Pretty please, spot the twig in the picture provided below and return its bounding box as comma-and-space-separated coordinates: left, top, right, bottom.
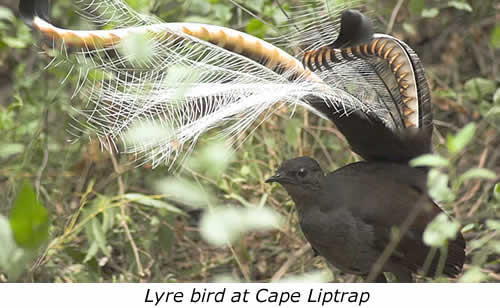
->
455, 148, 488, 213
228, 244, 251, 282
271, 244, 311, 282
35, 108, 49, 198
366, 194, 425, 282
386, 0, 405, 34
108, 150, 145, 278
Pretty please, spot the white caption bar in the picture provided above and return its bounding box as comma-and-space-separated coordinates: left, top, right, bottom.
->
0, 283, 495, 308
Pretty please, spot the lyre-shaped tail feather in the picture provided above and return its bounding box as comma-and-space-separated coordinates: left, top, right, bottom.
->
301, 10, 433, 162
20, 0, 432, 165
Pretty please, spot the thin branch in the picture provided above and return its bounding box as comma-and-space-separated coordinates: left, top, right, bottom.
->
366, 194, 424, 282
386, 0, 405, 34
108, 150, 145, 278
271, 244, 311, 282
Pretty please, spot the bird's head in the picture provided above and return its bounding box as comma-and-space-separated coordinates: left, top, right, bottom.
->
266, 157, 324, 197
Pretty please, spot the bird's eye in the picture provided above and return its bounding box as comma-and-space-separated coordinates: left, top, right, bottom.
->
297, 168, 307, 177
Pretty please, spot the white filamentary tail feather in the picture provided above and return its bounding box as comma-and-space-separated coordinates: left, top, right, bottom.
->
29, 0, 371, 167
28, 0, 431, 166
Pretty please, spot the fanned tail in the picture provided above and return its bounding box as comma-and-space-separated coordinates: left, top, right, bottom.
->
20, 0, 433, 165
300, 9, 433, 161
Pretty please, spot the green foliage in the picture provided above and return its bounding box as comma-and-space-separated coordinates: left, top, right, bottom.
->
459, 266, 487, 283
464, 78, 496, 101
9, 181, 50, 249
246, 19, 269, 38
186, 141, 235, 178
82, 196, 115, 262
124, 193, 188, 216
490, 25, 500, 49
0, 7, 32, 49
119, 32, 155, 64
447, 123, 476, 154
447, 1, 473, 12
423, 213, 460, 247
200, 206, 282, 246
155, 177, 216, 208
0, 0, 498, 283
410, 154, 449, 168
278, 270, 332, 283
0, 181, 50, 280
0, 215, 33, 280
125, 0, 153, 13
427, 169, 455, 202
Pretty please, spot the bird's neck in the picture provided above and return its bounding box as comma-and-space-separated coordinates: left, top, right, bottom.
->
282, 183, 323, 216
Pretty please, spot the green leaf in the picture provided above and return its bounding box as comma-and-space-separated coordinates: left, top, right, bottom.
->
246, 18, 268, 38
278, 270, 332, 283
123, 119, 174, 152
421, 8, 439, 18
240, 165, 251, 176
91, 218, 110, 257
464, 78, 496, 100
124, 193, 187, 216
124, 0, 151, 13
458, 168, 497, 183
101, 202, 116, 232
245, 0, 265, 12
0, 215, 33, 280
460, 223, 475, 233
459, 266, 487, 283
402, 23, 417, 36
212, 274, 241, 283
9, 181, 50, 249
490, 241, 500, 254
83, 241, 99, 263
447, 1, 472, 12
494, 183, 500, 201
427, 169, 455, 202
213, 4, 232, 23
0, 143, 25, 159
447, 123, 476, 154
86, 68, 113, 82
493, 88, 500, 105
486, 219, 500, 230
410, 154, 449, 168
155, 177, 215, 208
409, 0, 425, 14
2, 37, 29, 49
490, 25, 500, 49
187, 141, 235, 176
423, 213, 460, 247
434, 88, 457, 100
119, 31, 154, 63
485, 106, 500, 118
0, 215, 19, 268
0, 7, 15, 22
200, 206, 283, 246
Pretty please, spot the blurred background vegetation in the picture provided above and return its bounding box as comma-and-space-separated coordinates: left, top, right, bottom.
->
0, 0, 498, 282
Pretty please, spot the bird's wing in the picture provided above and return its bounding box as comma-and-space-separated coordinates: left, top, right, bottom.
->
326, 164, 465, 277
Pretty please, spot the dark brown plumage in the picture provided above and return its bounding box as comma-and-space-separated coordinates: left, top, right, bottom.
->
267, 157, 465, 282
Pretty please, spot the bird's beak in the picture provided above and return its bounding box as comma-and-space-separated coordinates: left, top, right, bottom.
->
265, 173, 281, 183
266, 172, 292, 184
